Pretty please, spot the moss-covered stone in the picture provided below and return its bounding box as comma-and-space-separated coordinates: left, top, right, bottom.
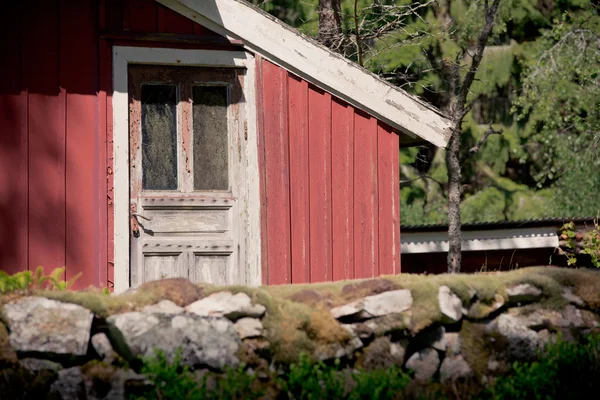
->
0, 322, 17, 367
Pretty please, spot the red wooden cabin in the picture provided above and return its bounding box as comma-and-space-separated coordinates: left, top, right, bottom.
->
0, 0, 450, 292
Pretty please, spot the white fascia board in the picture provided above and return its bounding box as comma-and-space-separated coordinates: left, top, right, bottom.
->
157, 0, 452, 148
401, 227, 559, 254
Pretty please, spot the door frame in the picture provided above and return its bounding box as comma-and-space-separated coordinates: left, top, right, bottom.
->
112, 46, 261, 293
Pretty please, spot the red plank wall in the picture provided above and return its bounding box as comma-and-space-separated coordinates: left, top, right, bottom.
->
0, 0, 399, 288
0, 0, 223, 289
257, 58, 401, 284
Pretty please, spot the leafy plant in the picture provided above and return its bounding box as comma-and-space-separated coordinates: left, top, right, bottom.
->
490, 334, 600, 399
134, 349, 203, 400
281, 354, 347, 400
559, 219, 600, 268
349, 365, 411, 400
0, 266, 81, 294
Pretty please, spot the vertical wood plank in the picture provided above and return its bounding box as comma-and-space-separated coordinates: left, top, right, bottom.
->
104, 0, 124, 32
331, 99, 354, 280
288, 74, 310, 283
128, 0, 158, 32
99, 22, 111, 288
393, 130, 401, 273
353, 111, 378, 278
377, 123, 398, 275
262, 60, 291, 285
0, 2, 28, 274
255, 56, 269, 285
308, 86, 332, 283
104, 38, 115, 289
61, 0, 100, 288
24, 0, 66, 275
159, 4, 195, 34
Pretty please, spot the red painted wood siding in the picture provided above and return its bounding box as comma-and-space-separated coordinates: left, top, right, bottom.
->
0, 0, 224, 288
0, 0, 400, 288
258, 60, 401, 284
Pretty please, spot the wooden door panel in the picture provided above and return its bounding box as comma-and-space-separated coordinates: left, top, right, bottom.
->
143, 253, 189, 282
142, 209, 230, 234
190, 254, 230, 285
128, 65, 246, 288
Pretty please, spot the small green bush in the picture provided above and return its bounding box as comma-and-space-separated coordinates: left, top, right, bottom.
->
490, 334, 600, 400
133, 350, 412, 400
0, 266, 81, 294
134, 349, 202, 400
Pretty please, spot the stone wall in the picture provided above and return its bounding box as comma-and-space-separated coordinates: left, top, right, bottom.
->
1, 267, 600, 399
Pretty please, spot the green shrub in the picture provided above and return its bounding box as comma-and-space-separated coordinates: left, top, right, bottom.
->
490, 334, 600, 400
349, 365, 411, 400
133, 349, 202, 400
134, 350, 412, 400
280, 354, 347, 400
0, 266, 81, 294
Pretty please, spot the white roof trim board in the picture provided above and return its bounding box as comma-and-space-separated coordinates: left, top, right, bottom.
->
157, 0, 452, 148
401, 227, 559, 254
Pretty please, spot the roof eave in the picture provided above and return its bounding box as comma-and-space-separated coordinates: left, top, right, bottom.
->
157, 0, 452, 148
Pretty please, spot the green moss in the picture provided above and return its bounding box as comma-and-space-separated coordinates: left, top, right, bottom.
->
37, 289, 157, 318
0, 322, 17, 367
459, 320, 494, 376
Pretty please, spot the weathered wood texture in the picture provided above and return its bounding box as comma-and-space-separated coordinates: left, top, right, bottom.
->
0, 0, 225, 289
258, 60, 401, 284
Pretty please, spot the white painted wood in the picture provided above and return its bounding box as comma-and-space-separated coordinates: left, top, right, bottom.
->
190, 255, 229, 285
243, 54, 262, 287
157, 0, 451, 148
143, 209, 230, 233
142, 237, 235, 253
143, 253, 188, 281
401, 227, 559, 254
112, 46, 261, 292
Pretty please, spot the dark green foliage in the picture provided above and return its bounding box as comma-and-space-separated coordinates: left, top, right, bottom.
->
133, 351, 413, 400
131, 334, 600, 400
133, 350, 202, 400
349, 364, 412, 400
490, 334, 600, 399
280, 355, 347, 400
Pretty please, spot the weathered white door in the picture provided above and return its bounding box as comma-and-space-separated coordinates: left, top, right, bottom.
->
128, 65, 247, 287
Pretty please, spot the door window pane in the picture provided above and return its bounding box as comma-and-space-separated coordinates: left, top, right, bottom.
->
192, 86, 229, 191
141, 84, 178, 190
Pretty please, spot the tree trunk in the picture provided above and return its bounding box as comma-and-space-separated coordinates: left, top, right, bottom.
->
318, 0, 342, 50
446, 126, 462, 273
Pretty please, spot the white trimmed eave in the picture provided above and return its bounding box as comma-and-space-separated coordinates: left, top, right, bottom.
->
401, 227, 559, 254
157, 0, 451, 148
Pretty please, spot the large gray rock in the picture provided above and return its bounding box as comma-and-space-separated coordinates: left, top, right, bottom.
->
562, 288, 585, 307
330, 290, 413, 320
509, 305, 599, 330
444, 332, 462, 356
186, 292, 266, 320
107, 312, 240, 370
3, 297, 93, 356
233, 318, 263, 339
439, 286, 463, 323
49, 365, 149, 400
49, 367, 86, 400
360, 336, 406, 370
142, 299, 184, 315
486, 314, 540, 361
91, 333, 118, 364
506, 283, 543, 305
405, 348, 440, 381
440, 355, 473, 383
